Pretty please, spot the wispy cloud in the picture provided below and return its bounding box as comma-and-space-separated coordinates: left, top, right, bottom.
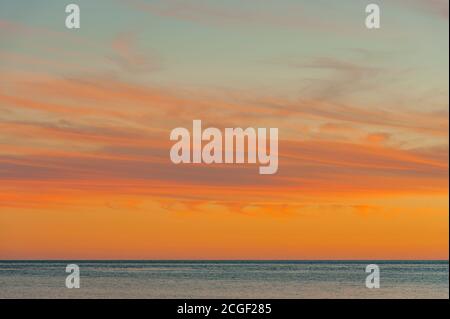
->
121, 0, 357, 33
396, 0, 449, 19
109, 32, 163, 73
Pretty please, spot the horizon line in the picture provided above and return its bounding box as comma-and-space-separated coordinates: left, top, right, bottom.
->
1, 259, 448, 262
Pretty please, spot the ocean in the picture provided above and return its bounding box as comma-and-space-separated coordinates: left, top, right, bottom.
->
0, 260, 448, 299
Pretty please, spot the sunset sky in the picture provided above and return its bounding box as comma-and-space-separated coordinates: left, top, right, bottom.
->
0, 0, 448, 260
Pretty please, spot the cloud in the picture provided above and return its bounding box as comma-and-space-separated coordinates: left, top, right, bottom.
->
124, 0, 302, 27
2, 69, 447, 146
396, 0, 449, 19
1, 136, 447, 200
288, 57, 383, 100
1, 70, 447, 206
110, 32, 163, 73
0, 19, 100, 48
364, 132, 391, 145
121, 0, 358, 33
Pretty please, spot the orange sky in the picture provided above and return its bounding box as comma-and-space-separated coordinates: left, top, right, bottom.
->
0, 1, 448, 259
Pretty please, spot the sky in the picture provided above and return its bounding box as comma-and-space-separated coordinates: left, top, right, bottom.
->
0, 0, 448, 260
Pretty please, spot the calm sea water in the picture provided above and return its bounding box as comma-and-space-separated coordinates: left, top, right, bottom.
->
0, 260, 448, 298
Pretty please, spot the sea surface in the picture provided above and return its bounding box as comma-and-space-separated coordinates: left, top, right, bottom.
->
0, 260, 448, 298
